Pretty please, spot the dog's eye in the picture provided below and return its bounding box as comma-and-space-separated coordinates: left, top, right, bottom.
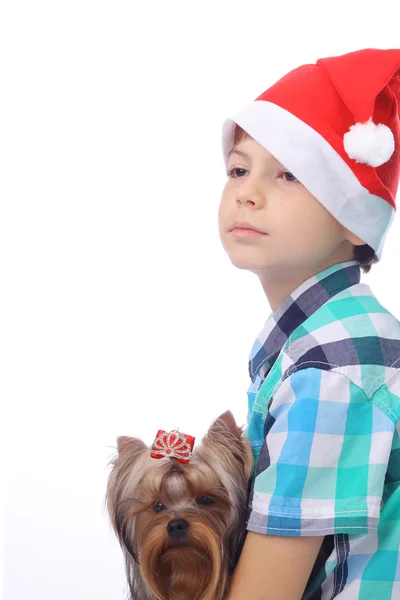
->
154, 501, 166, 513
196, 496, 214, 505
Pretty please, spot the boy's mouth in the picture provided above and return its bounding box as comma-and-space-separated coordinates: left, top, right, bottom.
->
229, 220, 266, 234
230, 228, 265, 239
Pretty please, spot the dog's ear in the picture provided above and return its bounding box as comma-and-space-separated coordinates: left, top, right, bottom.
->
201, 412, 253, 482
207, 410, 243, 439
117, 436, 147, 455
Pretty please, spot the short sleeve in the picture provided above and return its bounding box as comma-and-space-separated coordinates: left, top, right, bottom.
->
247, 367, 395, 537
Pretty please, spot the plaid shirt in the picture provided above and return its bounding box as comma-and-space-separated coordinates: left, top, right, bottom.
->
246, 261, 400, 599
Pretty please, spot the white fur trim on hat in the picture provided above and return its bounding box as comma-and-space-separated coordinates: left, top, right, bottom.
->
343, 118, 395, 168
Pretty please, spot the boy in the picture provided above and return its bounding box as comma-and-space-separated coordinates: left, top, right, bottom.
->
219, 49, 400, 599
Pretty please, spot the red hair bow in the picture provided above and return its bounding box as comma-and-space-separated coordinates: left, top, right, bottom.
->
150, 430, 195, 464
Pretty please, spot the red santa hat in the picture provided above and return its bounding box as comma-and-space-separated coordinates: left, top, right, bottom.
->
222, 48, 400, 259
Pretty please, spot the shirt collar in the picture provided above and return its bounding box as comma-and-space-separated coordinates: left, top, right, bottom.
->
248, 261, 361, 382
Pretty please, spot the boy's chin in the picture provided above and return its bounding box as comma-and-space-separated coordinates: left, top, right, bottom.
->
227, 253, 275, 272
227, 249, 330, 275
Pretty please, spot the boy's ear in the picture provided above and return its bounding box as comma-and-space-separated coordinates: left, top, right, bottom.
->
345, 229, 366, 246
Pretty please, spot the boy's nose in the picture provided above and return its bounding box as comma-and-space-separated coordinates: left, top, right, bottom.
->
236, 182, 264, 208
167, 518, 189, 538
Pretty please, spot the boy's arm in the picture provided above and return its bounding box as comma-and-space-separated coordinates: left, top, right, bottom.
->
226, 531, 324, 600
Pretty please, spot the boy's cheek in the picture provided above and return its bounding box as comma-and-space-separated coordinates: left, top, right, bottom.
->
218, 197, 234, 226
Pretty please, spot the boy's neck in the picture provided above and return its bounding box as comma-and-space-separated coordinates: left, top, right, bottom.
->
258, 260, 358, 313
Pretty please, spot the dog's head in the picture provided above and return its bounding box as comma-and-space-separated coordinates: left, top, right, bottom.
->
106, 411, 253, 600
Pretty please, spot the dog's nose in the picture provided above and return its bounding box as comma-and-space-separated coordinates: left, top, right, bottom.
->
167, 519, 189, 539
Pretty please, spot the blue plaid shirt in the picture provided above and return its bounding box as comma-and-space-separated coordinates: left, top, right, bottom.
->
246, 261, 400, 599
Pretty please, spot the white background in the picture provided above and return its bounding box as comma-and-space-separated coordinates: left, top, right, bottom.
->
2, 1, 400, 598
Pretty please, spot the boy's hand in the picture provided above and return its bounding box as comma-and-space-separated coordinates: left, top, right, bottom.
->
226, 531, 324, 600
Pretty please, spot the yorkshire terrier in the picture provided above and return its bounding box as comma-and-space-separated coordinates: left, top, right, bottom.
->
106, 410, 253, 600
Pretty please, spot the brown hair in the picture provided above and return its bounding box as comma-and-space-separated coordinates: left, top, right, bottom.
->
353, 244, 377, 274
232, 125, 378, 273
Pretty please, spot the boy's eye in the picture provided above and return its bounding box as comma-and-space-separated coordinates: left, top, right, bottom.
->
154, 501, 166, 513
196, 496, 214, 505
281, 170, 298, 183
226, 167, 249, 178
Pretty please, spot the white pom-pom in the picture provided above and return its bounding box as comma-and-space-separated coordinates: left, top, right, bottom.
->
343, 118, 395, 167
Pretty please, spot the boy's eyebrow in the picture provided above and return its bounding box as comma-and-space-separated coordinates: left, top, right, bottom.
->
228, 148, 249, 160
229, 147, 283, 169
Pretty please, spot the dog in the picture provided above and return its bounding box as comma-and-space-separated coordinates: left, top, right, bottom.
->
106, 410, 253, 600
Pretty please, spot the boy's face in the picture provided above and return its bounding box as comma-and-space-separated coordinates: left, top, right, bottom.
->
218, 136, 359, 282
